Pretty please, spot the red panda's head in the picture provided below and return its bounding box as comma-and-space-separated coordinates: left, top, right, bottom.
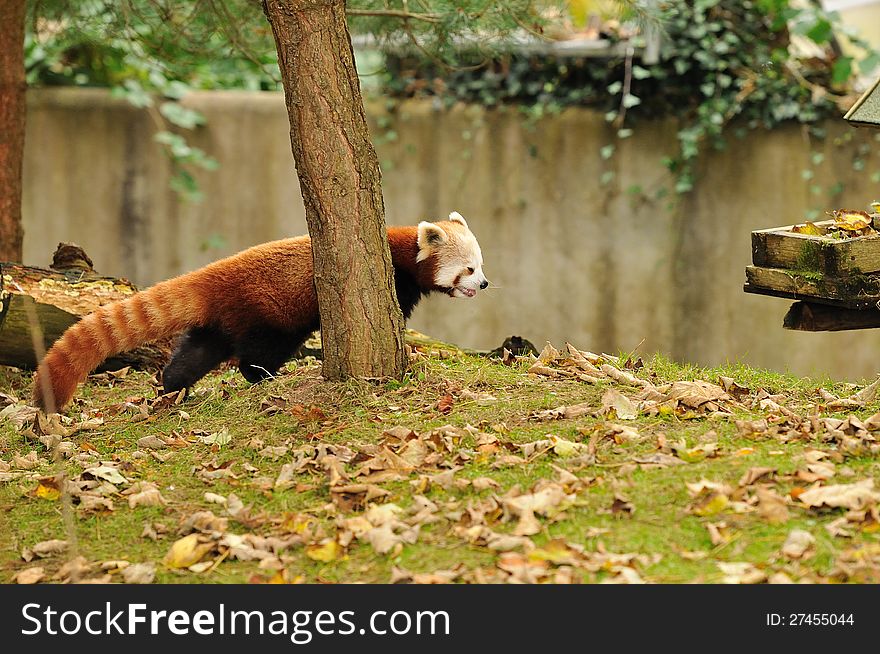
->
417, 212, 489, 298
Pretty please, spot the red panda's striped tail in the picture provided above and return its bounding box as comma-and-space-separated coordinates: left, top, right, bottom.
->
32, 277, 207, 412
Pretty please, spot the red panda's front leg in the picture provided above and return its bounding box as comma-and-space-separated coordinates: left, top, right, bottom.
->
235, 326, 316, 383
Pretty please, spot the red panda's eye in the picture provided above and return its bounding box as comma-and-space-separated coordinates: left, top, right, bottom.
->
467, 267, 474, 275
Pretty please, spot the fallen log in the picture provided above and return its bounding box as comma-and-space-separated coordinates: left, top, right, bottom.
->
783, 300, 880, 332
0, 244, 170, 371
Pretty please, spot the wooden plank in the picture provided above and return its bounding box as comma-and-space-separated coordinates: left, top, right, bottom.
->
783, 301, 880, 331
743, 284, 855, 308
838, 236, 880, 275
751, 220, 880, 276
744, 265, 880, 309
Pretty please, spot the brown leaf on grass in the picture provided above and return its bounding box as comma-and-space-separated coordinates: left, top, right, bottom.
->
719, 376, 750, 400
141, 522, 168, 541
122, 562, 157, 584
34, 411, 70, 439
565, 343, 603, 375
501, 483, 574, 536
600, 423, 642, 445
632, 452, 686, 468
755, 487, 790, 524
718, 562, 766, 584
735, 418, 770, 438
666, 380, 732, 411
472, 476, 500, 491
164, 533, 216, 569
330, 484, 390, 512
14, 566, 46, 584
195, 460, 238, 484
520, 435, 591, 459
528, 539, 583, 566
610, 495, 634, 517
12, 451, 42, 470
127, 487, 168, 509
820, 377, 880, 410
536, 342, 560, 365
781, 529, 815, 560
180, 510, 228, 535
436, 394, 454, 415
137, 435, 168, 450
0, 401, 38, 430
601, 568, 647, 584
686, 479, 733, 517
706, 521, 733, 546
491, 454, 528, 469
601, 389, 637, 420
257, 445, 289, 459
689, 492, 729, 517
496, 551, 549, 583
671, 439, 718, 463
799, 479, 880, 510
390, 566, 465, 585
459, 389, 497, 404
364, 524, 406, 555
53, 556, 93, 582
22, 539, 68, 562
825, 517, 854, 539
796, 461, 835, 483
529, 403, 593, 421
600, 363, 652, 388
32, 477, 61, 501
305, 539, 344, 563
739, 467, 776, 487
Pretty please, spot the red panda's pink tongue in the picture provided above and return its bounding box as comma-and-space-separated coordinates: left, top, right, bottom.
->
461, 288, 476, 297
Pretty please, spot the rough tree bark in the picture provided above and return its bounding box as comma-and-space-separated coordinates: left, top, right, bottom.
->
0, 0, 26, 262
261, 0, 406, 380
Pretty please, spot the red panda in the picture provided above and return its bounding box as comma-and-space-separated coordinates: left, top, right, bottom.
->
32, 212, 488, 412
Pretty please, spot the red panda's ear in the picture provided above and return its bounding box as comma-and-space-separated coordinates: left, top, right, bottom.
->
448, 211, 469, 229
418, 221, 448, 249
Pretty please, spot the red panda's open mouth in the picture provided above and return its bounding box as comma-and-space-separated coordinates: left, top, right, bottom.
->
456, 287, 477, 298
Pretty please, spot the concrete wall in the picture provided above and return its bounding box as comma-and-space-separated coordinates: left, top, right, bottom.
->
20, 88, 880, 380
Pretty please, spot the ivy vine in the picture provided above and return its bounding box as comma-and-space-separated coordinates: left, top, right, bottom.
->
379, 0, 880, 209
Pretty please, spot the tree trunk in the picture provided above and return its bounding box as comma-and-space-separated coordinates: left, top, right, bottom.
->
0, 0, 26, 262
261, 0, 406, 380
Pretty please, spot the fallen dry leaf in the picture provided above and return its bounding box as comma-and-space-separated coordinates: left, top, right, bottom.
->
23, 539, 68, 561
601, 389, 637, 420
718, 562, 766, 584
799, 479, 880, 510
781, 529, 815, 560
306, 539, 344, 563
122, 562, 156, 584
15, 567, 46, 585
755, 487, 790, 524
163, 533, 215, 569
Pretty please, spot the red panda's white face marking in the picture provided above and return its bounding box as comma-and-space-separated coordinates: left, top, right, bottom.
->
417, 212, 488, 298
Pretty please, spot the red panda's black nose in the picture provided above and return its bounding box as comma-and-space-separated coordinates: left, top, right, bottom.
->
480, 280, 489, 290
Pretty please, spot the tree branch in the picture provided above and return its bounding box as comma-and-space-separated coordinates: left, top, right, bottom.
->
345, 9, 440, 23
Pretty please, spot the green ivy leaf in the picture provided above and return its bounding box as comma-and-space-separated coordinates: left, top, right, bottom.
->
831, 57, 853, 85
159, 102, 205, 130
805, 19, 833, 44
622, 94, 641, 108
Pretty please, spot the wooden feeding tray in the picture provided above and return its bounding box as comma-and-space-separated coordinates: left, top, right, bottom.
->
744, 217, 880, 311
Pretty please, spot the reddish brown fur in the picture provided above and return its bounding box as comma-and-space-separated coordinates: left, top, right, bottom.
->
32, 225, 449, 411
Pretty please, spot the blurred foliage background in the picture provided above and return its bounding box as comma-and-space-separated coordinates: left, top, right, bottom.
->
23, 0, 880, 200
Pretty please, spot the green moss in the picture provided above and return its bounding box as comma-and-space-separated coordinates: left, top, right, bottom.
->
795, 240, 824, 274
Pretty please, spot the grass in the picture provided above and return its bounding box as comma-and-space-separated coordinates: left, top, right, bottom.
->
1, 346, 879, 584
